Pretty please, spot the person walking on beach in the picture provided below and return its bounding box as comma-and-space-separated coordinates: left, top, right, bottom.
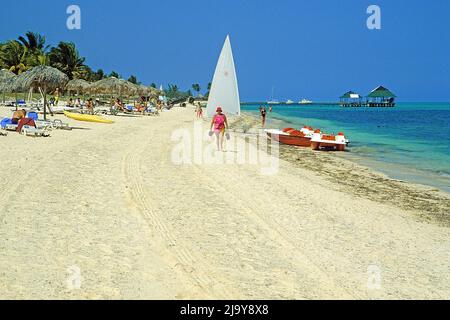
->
196, 103, 203, 118
210, 106, 228, 151
260, 106, 267, 127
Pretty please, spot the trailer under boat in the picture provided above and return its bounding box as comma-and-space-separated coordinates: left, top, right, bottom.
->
265, 127, 349, 151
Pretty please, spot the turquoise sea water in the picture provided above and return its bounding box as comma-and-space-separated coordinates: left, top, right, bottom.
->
242, 103, 450, 193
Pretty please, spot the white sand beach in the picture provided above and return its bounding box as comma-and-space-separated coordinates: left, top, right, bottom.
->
0, 105, 449, 299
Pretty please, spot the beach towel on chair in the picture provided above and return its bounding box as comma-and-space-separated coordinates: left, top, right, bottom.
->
17, 118, 36, 132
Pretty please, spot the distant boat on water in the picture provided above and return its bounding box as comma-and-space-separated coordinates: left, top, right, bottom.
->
299, 99, 313, 105
267, 87, 280, 104
206, 35, 240, 117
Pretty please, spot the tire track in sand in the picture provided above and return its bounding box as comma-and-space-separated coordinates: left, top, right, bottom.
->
122, 150, 236, 299
183, 158, 356, 299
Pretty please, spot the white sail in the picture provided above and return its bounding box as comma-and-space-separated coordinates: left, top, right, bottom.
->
207, 35, 240, 117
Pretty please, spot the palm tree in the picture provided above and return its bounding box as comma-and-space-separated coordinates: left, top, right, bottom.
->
18, 32, 49, 54
205, 82, 212, 98
168, 84, 178, 93
83, 68, 105, 82
0, 42, 4, 69
49, 42, 86, 79
192, 83, 200, 96
0, 40, 29, 74
17, 32, 51, 68
109, 71, 120, 78
128, 75, 137, 84
26, 52, 51, 67
95, 69, 105, 81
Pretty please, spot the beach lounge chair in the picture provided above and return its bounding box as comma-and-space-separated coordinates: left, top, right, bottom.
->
16, 100, 27, 108
1, 117, 50, 137
25, 112, 52, 130
15, 118, 50, 137
52, 119, 71, 130
0, 123, 7, 136
1, 118, 11, 129
144, 107, 159, 116
4, 100, 15, 107
27, 111, 70, 130
34, 118, 70, 131
1, 118, 18, 131
28, 112, 38, 121
124, 105, 143, 115
20, 125, 50, 137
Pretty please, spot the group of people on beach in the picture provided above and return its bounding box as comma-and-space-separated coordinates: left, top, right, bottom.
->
63, 94, 168, 115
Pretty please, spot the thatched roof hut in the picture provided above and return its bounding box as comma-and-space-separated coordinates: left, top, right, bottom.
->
87, 77, 137, 96
13, 65, 69, 93
0, 70, 16, 94
0, 69, 17, 103
13, 66, 69, 119
133, 84, 161, 97
149, 86, 162, 96
66, 78, 90, 94
0, 69, 15, 82
366, 85, 397, 107
367, 86, 396, 99
135, 84, 151, 95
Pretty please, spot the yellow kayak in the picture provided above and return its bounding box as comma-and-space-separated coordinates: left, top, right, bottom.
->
63, 111, 114, 124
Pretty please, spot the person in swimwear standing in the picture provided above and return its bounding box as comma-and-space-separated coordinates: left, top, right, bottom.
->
260, 106, 267, 128
210, 106, 229, 151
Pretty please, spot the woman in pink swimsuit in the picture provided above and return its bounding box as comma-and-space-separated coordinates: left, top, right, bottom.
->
210, 106, 228, 151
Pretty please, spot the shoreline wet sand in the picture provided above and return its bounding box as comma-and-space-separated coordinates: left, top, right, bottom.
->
230, 113, 450, 227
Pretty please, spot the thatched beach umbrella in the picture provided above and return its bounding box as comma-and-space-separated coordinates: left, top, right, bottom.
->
87, 77, 137, 97
66, 78, 90, 96
14, 65, 69, 119
148, 86, 163, 98
0, 69, 15, 83
135, 84, 151, 96
0, 69, 16, 103
120, 79, 138, 97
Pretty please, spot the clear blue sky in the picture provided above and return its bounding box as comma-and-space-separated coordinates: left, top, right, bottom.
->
1, 0, 449, 101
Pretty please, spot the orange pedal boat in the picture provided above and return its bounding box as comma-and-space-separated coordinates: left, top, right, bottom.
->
265, 126, 314, 147
311, 130, 347, 151
265, 127, 348, 151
